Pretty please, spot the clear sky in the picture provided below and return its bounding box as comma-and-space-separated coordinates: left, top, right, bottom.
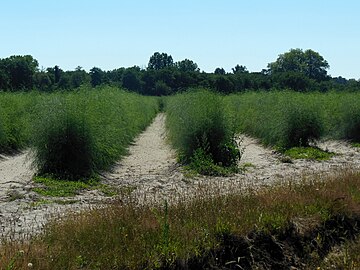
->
1, 0, 359, 79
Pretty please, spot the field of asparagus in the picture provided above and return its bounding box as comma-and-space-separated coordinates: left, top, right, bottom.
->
1, 89, 360, 269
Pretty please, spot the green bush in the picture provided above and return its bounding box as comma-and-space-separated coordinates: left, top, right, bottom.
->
32, 86, 159, 180
166, 89, 240, 175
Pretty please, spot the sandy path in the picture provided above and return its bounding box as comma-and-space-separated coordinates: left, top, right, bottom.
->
0, 152, 34, 201
104, 113, 187, 200
1, 113, 360, 238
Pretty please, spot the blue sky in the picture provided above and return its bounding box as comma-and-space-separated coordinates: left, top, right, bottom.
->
1, 0, 359, 79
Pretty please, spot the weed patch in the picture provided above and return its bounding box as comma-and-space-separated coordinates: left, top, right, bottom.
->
32, 176, 118, 197
3, 171, 360, 269
283, 147, 335, 161
33, 176, 92, 197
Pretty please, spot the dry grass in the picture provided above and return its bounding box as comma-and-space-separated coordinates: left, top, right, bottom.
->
2, 170, 360, 269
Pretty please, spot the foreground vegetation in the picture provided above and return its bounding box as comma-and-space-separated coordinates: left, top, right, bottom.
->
2, 170, 360, 269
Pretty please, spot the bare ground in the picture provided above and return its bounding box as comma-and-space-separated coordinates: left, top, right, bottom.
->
1, 113, 360, 238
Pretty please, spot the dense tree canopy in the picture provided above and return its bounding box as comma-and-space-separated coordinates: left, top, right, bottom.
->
175, 59, 199, 72
147, 52, 174, 70
0, 55, 38, 90
214, 68, 226, 75
268, 48, 330, 81
0, 49, 359, 94
232, 65, 248, 74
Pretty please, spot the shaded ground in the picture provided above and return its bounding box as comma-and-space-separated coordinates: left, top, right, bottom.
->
1, 113, 360, 238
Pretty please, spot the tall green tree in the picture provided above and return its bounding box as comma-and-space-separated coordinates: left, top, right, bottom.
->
214, 67, 226, 75
175, 59, 199, 72
2, 55, 38, 90
147, 52, 174, 70
303, 49, 329, 80
0, 60, 10, 90
90, 67, 106, 87
71, 66, 90, 88
232, 64, 248, 74
268, 48, 329, 81
122, 68, 142, 92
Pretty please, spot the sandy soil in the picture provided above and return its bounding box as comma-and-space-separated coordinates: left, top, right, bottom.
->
1, 113, 360, 238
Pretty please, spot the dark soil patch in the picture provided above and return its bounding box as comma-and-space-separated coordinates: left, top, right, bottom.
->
165, 214, 360, 269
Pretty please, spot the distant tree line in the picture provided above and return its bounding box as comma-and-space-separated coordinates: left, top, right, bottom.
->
0, 49, 359, 94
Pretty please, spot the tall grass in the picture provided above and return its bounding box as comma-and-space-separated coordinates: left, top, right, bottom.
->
227, 91, 360, 147
324, 92, 360, 142
226, 91, 325, 148
32, 86, 159, 180
165, 89, 240, 175
0, 92, 36, 152
1, 170, 360, 269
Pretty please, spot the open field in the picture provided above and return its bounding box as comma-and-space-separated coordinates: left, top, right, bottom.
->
1, 89, 360, 268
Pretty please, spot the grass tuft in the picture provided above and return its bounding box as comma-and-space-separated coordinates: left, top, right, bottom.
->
33, 176, 94, 197
283, 147, 335, 161
32, 175, 119, 197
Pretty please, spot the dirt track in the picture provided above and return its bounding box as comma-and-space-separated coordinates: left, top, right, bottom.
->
1, 113, 360, 238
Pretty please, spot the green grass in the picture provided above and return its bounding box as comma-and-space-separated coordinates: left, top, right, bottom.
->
0, 92, 37, 152
33, 176, 119, 197
2, 170, 360, 269
33, 176, 94, 197
165, 89, 240, 175
283, 147, 335, 161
